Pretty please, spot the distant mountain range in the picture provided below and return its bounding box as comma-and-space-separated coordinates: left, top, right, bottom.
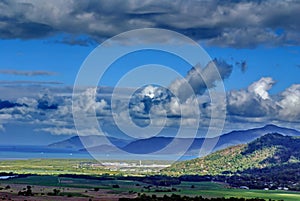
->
48, 135, 131, 150
48, 124, 300, 156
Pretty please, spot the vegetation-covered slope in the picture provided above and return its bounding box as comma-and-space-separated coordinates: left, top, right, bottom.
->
163, 133, 300, 176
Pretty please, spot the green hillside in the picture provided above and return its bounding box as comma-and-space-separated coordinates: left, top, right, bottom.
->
163, 133, 300, 176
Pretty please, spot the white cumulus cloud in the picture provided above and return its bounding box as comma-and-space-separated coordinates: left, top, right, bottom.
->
278, 84, 300, 122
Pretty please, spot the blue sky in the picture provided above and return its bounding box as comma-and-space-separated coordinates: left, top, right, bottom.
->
1, 39, 299, 93
0, 0, 300, 145
206, 45, 300, 93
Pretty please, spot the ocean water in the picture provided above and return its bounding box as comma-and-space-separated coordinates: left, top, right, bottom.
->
0, 146, 195, 161
0, 150, 93, 160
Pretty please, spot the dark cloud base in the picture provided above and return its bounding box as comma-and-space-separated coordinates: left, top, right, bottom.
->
1, 0, 300, 48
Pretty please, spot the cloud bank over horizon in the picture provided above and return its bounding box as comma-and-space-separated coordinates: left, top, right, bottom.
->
0, 72, 299, 138
1, 0, 300, 48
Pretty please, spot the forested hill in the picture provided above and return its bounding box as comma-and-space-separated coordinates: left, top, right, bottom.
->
163, 133, 300, 176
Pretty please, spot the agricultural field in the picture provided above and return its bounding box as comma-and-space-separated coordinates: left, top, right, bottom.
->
0, 159, 170, 175
1, 175, 300, 201
0, 159, 114, 175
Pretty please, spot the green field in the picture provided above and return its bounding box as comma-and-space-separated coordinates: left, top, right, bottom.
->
0, 159, 113, 175
0, 158, 170, 175
2, 175, 300, 201
175, 182, 300, 201
140, 181, 300, 201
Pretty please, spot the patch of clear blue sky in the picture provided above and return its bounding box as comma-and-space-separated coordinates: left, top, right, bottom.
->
205, 45, 300, 94
0, 39, 94, 85
1, 36, 299, 94
98, 49, 193, 87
